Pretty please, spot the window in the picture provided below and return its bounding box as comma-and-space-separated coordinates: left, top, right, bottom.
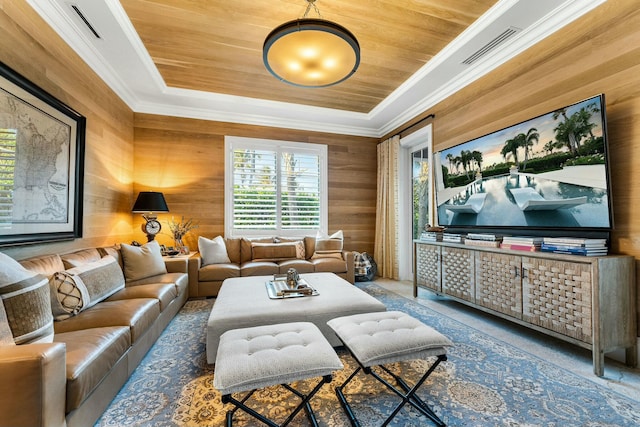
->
0, 128, 16, 228
225, 136, 327, 237
412, 147, 430, 239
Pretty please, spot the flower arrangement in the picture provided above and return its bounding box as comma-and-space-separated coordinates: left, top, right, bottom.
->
167, 216, 199, 243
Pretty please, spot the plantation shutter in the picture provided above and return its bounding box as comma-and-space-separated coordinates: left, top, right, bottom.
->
227, 137, 326, 236
232, 149, 277, 230
281, 152, 320, 229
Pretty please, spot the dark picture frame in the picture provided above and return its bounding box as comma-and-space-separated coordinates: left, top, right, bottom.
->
0, 62, 85, 246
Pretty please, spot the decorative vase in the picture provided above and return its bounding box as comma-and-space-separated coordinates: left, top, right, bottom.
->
174, 237, 189, 255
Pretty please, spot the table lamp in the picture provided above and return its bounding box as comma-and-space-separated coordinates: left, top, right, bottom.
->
132, 191, 169, 242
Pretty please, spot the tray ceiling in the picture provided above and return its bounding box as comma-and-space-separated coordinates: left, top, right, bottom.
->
28, 0, 605, 136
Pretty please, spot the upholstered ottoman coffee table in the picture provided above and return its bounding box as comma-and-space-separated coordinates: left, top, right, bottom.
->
206, 272, 386, 363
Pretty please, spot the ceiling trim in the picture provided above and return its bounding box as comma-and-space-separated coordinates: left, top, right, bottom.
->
27, 0, 606, 138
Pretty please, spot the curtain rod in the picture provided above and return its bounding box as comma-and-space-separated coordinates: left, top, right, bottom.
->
394, 113, 435, 138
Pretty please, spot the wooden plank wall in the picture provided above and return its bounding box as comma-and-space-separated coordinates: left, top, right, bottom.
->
389, 0, 640, 334
0, 2, 135, 260
133, 114, 379, 253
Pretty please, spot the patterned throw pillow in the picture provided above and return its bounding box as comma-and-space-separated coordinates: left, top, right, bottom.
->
49, 271, 90, 320
0, 252, 54, 344
49, 255, 125, 320
311, 230, 344, 259
120, 240, 167, 281
0, 300, 15, 347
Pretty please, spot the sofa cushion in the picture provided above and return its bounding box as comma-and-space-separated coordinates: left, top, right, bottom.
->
120, 241, 167, 281
312, 230, 344, 259
54, 326, 131, 412
0, 253, 54, 344
199, 263, 241, 282
240, 237, 273, 264
53, 298, 160, 343
278, 259, 315, 274
107, 283, 177, 312
98, 245, 124, 269
60, 248, 102, 269
199, 236, 231, 265
251, 241, 305, 261
19, 253, 65, 278
225, 238, 242, 264
311, 257, 348, 274
126, 272, 188, 296
240, 261, 279, 277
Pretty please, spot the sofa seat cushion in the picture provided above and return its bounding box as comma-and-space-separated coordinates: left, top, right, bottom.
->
126, 272, 188, 296
278, 259, 315, 274
199, 263, 240, 282
311, 257, 347, 274
106, 283, 178, 312
55, 326, 130, 412
53, 298, 160, 343
240, 261, 279, 277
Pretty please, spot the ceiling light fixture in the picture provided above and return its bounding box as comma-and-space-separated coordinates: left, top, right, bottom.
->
263, 0, 360, 88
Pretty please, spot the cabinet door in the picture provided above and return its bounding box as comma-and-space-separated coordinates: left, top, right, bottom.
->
442, 246, 475, 302
475, 251, 522, 319
522, 257, 593, 343
415, 243, 441, 292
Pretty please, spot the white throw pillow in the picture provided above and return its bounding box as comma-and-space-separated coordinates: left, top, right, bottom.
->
120, 240, 167, 281
199, 236, 231, 266
312, 230, 344, 259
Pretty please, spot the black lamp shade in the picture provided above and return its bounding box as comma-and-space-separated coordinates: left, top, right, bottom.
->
132, 192, 169, 213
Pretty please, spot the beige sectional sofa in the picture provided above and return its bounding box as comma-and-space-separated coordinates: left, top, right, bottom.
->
0, 242, 188, 427
189, 235, 355, 297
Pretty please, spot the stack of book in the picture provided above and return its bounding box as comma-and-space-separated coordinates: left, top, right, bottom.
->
464, 233, 503, 248
540, 237, 608, 256
500, 236, 543, 252
419, 231, 443, 242
442, 233, 464, 243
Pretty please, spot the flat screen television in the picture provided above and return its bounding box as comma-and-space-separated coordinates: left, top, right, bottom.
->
434, 94, 613, 235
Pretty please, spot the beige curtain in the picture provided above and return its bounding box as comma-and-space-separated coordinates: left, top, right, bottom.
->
374, 135, 400, 279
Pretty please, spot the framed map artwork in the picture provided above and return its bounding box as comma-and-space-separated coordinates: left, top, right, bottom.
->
0, 62, 85, 246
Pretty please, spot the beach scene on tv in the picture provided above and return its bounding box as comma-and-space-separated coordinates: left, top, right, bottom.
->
435, 95, 611, 229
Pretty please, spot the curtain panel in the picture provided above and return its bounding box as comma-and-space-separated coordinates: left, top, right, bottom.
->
374, 135, 400, 279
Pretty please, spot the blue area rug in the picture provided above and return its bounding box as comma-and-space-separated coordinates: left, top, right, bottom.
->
95, 282, 640, 426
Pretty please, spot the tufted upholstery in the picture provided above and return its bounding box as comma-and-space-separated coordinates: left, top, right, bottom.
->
214, 322, 343, 395
327, 311, 453, 367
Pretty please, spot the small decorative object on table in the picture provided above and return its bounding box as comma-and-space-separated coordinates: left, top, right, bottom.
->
286, 268, 300, 288
168, 216, 198, 255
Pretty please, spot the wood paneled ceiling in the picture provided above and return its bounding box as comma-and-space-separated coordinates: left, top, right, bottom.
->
29, 0, 606, 136
119, 0, 496, 113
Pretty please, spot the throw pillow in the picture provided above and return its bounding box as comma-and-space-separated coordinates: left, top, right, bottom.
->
49, 255, 124, 320
199, 236, 231, 265
120, 240, 167, 281
251, 241, 305, 261
312, 230, 344, 259
49, 271, 90, 320
0, 252, 54, 344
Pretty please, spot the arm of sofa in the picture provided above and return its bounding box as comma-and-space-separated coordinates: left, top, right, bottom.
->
0, 343, 67, 427
343, 250, 355, 284
187, 253, 203, 297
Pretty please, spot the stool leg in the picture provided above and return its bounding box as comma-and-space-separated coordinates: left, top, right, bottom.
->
335, 367, 363, 427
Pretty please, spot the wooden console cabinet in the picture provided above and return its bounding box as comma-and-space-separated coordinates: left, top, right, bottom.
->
414, 240, 637, 376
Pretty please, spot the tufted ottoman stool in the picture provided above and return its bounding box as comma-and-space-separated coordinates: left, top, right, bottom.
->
327, 311, 453, 427
213, 321, 343, 426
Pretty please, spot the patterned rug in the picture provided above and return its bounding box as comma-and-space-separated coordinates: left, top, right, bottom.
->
95, 282, 640, 426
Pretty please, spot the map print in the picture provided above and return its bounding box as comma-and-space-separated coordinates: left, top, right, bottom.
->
1, 91, 71, 225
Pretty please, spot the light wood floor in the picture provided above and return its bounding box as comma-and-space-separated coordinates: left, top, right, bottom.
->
374, 278, 640, 403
